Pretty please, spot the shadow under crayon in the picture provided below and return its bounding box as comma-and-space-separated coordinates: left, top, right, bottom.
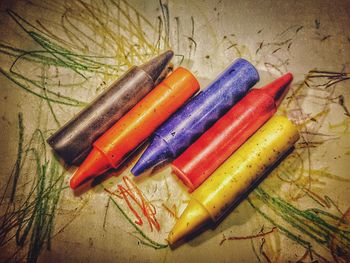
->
169, 147, 295, 249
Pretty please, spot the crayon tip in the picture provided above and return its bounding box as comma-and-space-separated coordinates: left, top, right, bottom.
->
70, 149, 111, 189
261, 73, 293, 107
131, 136, 171, 176
167, 199, 210, 245
140, 50, 174, 83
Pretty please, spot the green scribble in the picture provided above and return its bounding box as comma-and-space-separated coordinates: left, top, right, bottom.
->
315, 19, 320, 29
0, 67, 85, 107
9, 112, 24, 202
249, 187, 350, 261
0, 2, 173, 109
0, 115, 65, 263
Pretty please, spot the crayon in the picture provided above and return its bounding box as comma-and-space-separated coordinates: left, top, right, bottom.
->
172, 73, 293, 191
167, 116, 300, 245
70, 67, 200, 189
131, 59, 259, 176
47, 50, 173, 165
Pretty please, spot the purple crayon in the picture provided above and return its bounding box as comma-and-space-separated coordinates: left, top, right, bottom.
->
131, 58, 259, 176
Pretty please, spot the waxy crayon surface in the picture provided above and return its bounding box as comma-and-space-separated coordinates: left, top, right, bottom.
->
70, 67, 200, 189
168, 116, 300, 244
47, 50, 173, 165
172, 73, 293, 191
131, 58, 259, 175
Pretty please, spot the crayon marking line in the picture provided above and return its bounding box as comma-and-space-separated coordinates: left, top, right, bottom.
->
0, 115, 73, 262
108, 197, 167, 249
330, 207, 350, 262
260, 238, 273, 263
106, 176, 160, 232
162, 203, 178, 219
1, 0, 174, 258
249, 187, 350, 260
1, 1, 349, 260
220, 227, 277, 245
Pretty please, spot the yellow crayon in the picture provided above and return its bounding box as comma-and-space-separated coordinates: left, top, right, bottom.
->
167, 115, 299, 245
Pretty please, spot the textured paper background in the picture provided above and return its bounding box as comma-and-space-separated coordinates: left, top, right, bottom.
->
0, 0, 349, 262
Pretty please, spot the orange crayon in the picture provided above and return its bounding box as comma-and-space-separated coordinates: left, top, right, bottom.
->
70, 68, 200, 189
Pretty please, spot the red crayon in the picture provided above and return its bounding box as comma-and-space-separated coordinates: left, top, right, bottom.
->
172, 73, 293, 191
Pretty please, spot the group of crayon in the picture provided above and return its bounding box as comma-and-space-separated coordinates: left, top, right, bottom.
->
47, 50, 300, 246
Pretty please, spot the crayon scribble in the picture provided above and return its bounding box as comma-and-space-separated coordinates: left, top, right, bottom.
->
220, 226, 278, 245
0, 0, 171, 260
0, 113, 86, 262
217, 20, 350, 262
107, 195, 167, 250
102, 173, 181, 250
0, 0, 349, 262
105, 176, 161, 232
0, 0, 172, 124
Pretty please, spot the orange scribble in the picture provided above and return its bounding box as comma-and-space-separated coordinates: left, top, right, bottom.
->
162, 203, 178, 219
104, 188, 122, 199
105, 176, 160, 232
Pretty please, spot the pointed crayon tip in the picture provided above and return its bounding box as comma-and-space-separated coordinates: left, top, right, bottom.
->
167, 199, 210, 245
131, 136, 171, 176
140, 50, 174, 83
261, 72, 293, 107
70, 149, 111, 189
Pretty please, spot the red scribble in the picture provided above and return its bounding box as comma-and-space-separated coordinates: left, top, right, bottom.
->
106, 176, 160, 232
220, 227, 277, 245
219, 235, 227, 246
260, 238, 272, 263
